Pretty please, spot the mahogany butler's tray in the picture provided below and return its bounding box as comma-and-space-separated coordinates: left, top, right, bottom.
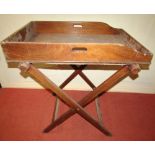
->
1, 21, 153, 136
1, 21, 153, 64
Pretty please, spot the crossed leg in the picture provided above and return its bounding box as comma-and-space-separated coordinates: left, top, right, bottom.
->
19, 62, 140, 136
52, 65, 102, 124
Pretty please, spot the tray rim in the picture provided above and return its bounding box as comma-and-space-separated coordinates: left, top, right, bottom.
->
1, 21, 119, 43
1, 21, 152, 57
1, 21, 153, 65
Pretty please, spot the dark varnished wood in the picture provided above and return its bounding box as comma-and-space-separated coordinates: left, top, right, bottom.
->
52, 65, 103, 127
95, 97, 103, 126
60, 65, 87, 89
1, 21, 152, 136
71, 65, 96, 89
19, 62, 111, 136
1, 21, 153, 65
43, 65, 132, 132
34, 21, 119, 34
52, 97, 60, 122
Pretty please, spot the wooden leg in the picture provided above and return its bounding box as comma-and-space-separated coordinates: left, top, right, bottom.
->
71, 65, 96, 89
52, 65, 86, 96
52, 97, 60, 122
52, 64, 103, 125
43, 65, 136, 132
52, 65, 103, 125
52, 65, 98, 124
51, 65, 86, 120
72, 65, 104, 125
59, 65, 87, 89
19, 62, 111, 136
95, 97, 103, 126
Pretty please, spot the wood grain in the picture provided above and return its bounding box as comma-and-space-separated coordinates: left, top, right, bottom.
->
19, 62, 111, 136
1, 21, 153, 65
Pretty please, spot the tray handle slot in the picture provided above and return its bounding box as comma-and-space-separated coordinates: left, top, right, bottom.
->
72, 47, 87, 52
73, 24, 83, 28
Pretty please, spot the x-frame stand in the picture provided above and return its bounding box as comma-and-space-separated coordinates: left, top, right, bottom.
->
19, 62, 140, 136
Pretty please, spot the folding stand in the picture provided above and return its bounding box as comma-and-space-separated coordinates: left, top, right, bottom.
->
1, 21, 152, 136
19, 62, 140, 136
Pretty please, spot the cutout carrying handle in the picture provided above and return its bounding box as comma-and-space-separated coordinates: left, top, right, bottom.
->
73, 24, 82, 28
71, 47, 87, 52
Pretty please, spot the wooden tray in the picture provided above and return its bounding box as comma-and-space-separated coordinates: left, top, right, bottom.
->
1, 21, 153, 65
